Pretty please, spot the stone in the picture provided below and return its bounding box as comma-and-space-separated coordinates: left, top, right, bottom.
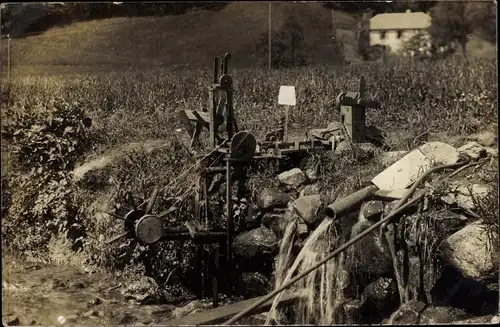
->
387, 301, 471, 324
257, 187, 291, 210
359, 277, 399, 323
431, 265, 499, 316
474, 131, 497, 147
431, 211, 469, 239
419, 141, 460, 165
266, 210, 296, 238
457, 141, 487, 160
378, 151, 408, 166
441, 182, 491, 211
360, 200, 384, 222
492, 315, 500, 324
277, 168, 307, 187
349, 220, 393, 277
340, 299, 363, 324
118, 314, 137, 324
297, 222, 309, 237
121, 276, 159, 304
232, 226, 279, 259
236, 272, 272, 297
299, 183, 321, 197
290, 194, 326, 226
6, 317, 20, 326
485, 147, 498, 157
451, 315, 494, 324
439, 220, 497, 280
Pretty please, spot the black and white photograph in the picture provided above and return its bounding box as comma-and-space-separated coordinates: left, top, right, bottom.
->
1, 1, 498, 325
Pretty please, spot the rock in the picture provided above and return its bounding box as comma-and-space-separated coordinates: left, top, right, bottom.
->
232, 226, 279, 259
439, 220, 497, 280
6, 317, 20, 326
419, 141, 460, 165
359, 277, 399, 323
88, 297, 102, 307
360, 200, 384, 222
277, 168, 307, 187
349, 220, 393, 277
236, 272, 272, 297
492, 315, 500, 324
378, 151, 408, 166
171, 300, 208, 319
441, 182, 491, 211
290, 194, 326, 226
299, 183, 321, 197
268, 211, 296, 238
297, 222, 309, 237
451, 315, 494, 324
431, 265, 499, 316
457, 141, 487, 160
257, 187, 291, 210
70, 280, 88, 289
485, 147, 498, 157
431, 211, 468, 239
473, 131, 497, 147
340, 299, 363, 324
121, 276, 159, 304
118, 313, 137, 324
82, 310, 99, 318
388, 301, 471, 324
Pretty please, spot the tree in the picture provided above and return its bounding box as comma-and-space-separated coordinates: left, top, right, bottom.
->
429, 1, 496, 58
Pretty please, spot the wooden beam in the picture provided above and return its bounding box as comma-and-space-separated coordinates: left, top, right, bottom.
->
162, 290, 307, 325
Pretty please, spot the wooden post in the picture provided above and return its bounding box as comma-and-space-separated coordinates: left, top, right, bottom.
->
7, 34, 11, 80
268, 1, 272, 71
284, 105, 289, 142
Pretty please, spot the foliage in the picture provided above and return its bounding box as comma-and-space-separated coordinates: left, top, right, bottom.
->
257, 14, 308, 68
429, 1, 497, 55
322, 0, 437, 15
1, 98, 92, 255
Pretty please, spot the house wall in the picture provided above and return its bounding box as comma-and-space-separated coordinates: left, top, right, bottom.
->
369, 29, 429, 53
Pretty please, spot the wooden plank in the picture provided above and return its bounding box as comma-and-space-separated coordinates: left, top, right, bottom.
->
163, 290, 307, 326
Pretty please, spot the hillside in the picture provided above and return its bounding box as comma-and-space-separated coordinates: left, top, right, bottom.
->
0, 2, 357, 76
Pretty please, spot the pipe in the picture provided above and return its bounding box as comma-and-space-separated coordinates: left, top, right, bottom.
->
222, 161, 467, 325
324, 185, 379, 218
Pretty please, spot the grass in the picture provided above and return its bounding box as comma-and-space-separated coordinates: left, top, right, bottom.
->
0, 2, 357, 77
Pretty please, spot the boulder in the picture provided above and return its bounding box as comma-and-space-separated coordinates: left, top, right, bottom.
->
290, 194, 326, 226
265, 210, 296, 238
378, 151, 408, 166
441, 182, 491, 211
473, 131, 497, 147
431, 265, 499, 316
360, 200, 384, 222
257, 187, 291, 210
431, 210, 469, 239
349, 220, 393, 277
299, 183, 321, 197
277, 168, 307, 187
236, 272, 272, 298
387, 301, 471, 324
419, 141, 460, 165
439, 220, 497, 280
457, 141, 487, 160
121, 276, 159, 304
359, 277, 399, 323
232, 226, 279, 260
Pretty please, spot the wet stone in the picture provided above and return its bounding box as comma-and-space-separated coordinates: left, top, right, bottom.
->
232, 226, 279, 260
277, 168, 307, 187
236, 272, 272, 298
118, 313, 137, 325
257, 187, 291, 210
360, 200, 384, 222
359, 277, 399, 323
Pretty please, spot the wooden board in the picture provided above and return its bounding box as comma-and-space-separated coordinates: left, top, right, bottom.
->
371, 149, 432, 191
163, 290, 307, 326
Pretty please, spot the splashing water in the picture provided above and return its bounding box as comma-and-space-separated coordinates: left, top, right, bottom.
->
266, 217, 350, 325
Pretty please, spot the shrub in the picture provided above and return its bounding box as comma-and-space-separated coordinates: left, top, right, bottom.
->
1, 98, 92, 256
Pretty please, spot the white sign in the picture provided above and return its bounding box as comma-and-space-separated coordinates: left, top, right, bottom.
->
278, 86, 296, 106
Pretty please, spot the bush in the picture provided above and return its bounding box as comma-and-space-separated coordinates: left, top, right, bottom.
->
1, 98, 92, 256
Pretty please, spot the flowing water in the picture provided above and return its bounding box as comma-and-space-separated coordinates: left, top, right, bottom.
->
266, 218, 350, 325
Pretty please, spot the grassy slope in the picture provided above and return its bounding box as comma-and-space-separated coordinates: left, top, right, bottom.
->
0, 2, 357, 76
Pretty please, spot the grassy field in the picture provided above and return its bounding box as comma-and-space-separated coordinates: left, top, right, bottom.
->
0, 2, 357, 77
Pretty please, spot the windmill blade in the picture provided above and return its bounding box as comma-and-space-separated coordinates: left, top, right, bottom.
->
105, 212, 127, 221
145, 187, 159, 215
105, 231, 130, 245
125, 191, 138, 211
157, 207, 178, 219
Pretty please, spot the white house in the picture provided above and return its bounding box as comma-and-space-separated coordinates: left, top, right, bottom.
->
369, 10, 431, 53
